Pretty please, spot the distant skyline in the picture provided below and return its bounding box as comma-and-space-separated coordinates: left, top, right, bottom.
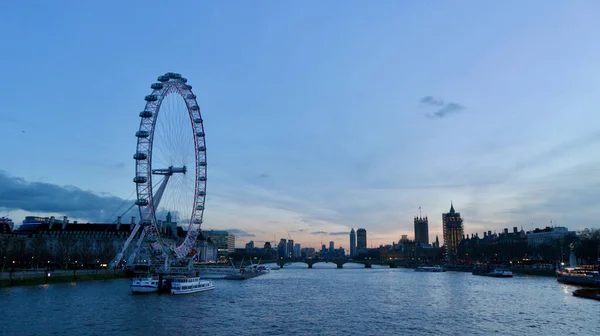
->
2, 1, 600, 248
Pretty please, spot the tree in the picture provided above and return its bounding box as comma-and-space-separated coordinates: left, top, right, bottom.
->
575, 228, 600, 265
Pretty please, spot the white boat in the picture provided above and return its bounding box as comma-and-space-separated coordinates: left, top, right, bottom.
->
245, 264, 271, 274
169, 276, 215, 295
490, 269, 513, 278
131, 275, 159, 294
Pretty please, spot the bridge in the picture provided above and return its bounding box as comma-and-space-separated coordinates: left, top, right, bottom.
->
257, 258, 400, 269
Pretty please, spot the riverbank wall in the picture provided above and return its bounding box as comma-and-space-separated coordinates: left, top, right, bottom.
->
0, 269, 128, 287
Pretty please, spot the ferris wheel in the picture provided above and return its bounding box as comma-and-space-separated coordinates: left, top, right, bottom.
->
112, 72, 206, 268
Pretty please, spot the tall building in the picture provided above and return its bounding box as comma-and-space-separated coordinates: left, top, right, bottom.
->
329, 241, 335, 252
442, 202, 464, 259
203, 230, 236, 256
287, 239, 294, 258
349, 228, 357, 257
278, 238, 287, 259
293, 243, 301, 258
414, 215, 429, 245
357, 228, 367, 249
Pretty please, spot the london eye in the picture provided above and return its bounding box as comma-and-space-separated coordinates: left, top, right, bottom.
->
112, 72, 206, 269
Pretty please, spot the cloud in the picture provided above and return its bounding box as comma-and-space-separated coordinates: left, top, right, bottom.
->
224, 229, 256, 237
258, 173, 269, 178
0, 170, 134, 222
310, 231, 328, 235
419, 96, 466, 119
115, 163, 126, 169
419, 96, 445, 107
329, 231, 348, 236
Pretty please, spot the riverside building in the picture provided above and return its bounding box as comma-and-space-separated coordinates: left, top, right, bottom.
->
442, 202, 464, 260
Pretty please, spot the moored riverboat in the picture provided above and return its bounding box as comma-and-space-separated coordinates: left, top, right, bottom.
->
130, 275, 159, 294
572, 288, 600, 301
167, 276, 214, 295
472, 266, 513, 278
556, 266, 599, 287
489, 269, 513, 278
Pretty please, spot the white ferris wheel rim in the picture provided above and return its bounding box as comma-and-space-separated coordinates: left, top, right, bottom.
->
133, 72, 207, 261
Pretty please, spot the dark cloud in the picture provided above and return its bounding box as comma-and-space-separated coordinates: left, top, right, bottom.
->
329, 231, 348, 236
419, 96, 466, 119
289, 228, 306, 233
0, 170, 134, 222
419, 96, 445, 107
258, 173, 269, 178
310, 231, 328, 235
225, 229, 256, 237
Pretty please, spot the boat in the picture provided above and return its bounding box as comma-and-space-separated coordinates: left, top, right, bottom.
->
415, 266, 446, 272
168, 276, 214, 295
472, 266, 512, 278
489, 268, 513, 278
556, 266, 600, 287
244, 264, 271, 274
130, 275, 160, 294
472, 265, 492, 276
572, 288, 600, 301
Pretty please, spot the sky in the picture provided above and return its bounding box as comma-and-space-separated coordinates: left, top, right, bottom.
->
1, 1, 600, 249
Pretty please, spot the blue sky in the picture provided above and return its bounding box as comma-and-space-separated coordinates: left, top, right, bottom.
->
1, 1, 600, 249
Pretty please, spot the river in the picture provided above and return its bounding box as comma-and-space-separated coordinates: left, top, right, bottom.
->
0, 265, 597, 335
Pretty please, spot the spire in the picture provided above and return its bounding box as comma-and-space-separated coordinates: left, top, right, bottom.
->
449, 201, 455, 214
166, 211, 172, 223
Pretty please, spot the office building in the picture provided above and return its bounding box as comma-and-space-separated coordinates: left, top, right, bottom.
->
357, 228, 367, 249
349, 228, 357, 257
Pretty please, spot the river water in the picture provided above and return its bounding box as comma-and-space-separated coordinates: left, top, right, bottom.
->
0, 265, 598, 335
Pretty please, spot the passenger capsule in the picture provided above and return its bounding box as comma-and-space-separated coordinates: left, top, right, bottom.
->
171, 73, 182, 79
193, 219, 202, 224
186, 84, 193, 90
179, 77, 188, 83
133, 176, 147, 183
198, 146, 206, 152
133, 152, 147, 160
198, 191, 206, 196
199, 162, 207, 167
136, 131, 149, 138
196, 131, 205, 137
135, 199, 149, 206
157, 75, 169, 82
186, 94, 196, 99
139, 111, 153, 118
190, 105, 199, 111
144, 95, 158, 102
196, 205, 204, 211
150, 83, 163, 90
194, 118, 203, 124
165, 72, 176, 78
199, 176, 207, 182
